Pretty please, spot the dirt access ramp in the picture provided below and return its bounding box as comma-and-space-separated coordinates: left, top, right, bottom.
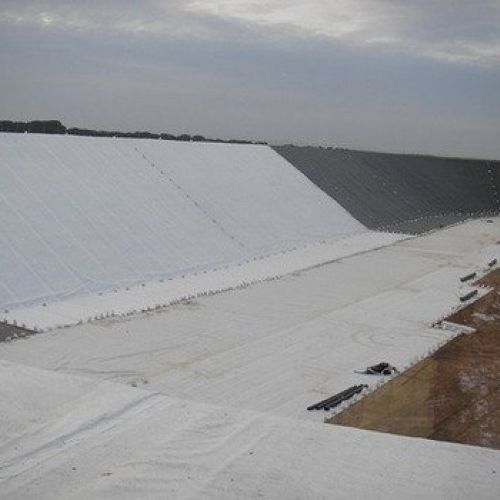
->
329, 269, 500, 450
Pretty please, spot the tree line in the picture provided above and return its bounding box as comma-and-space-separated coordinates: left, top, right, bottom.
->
0, 120, 267, 145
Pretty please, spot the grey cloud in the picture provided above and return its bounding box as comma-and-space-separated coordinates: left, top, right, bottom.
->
1, 1, 500, 64
0, 0, 219, 39
186, 0, 500, 65
0, 1, 499, 159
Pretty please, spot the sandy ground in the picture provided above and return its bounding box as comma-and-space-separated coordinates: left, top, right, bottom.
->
330, 268, 500, 449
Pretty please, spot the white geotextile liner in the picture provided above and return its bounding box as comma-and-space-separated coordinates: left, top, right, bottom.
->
0, 133, 364, 311
0, 360, 499, 499
2, 231, 407, 331
2, 220, 498, 422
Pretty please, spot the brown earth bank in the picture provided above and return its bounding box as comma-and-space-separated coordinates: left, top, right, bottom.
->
329, 268, 500, 450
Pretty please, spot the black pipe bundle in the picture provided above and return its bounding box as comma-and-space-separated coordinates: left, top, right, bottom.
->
307, 384, 368, 411
460, 290, 478, 302
460, 272, 477, 282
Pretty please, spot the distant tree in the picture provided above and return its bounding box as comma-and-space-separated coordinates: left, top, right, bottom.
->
67, 127, 87, 136
1, 119, 268, 146
228, 139, 252, 144
160, 133, 176, 140
133, 131, 160, 139
26, 120, 66, 134
0, 121, 24, 132
44, 120, 66, 134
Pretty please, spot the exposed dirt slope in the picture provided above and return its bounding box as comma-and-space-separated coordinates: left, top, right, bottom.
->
330, 269, 500, 449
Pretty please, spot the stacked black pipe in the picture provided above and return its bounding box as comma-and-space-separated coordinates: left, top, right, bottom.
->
307, 384, 368, 411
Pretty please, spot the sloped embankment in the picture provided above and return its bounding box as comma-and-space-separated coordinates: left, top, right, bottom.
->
274, 146, 500, 233
0, 133, 364, 313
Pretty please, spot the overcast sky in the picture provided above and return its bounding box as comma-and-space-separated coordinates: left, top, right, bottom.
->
1, 1, 499, 158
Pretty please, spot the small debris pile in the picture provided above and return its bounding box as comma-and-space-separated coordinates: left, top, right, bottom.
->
356, 362, 399, 376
